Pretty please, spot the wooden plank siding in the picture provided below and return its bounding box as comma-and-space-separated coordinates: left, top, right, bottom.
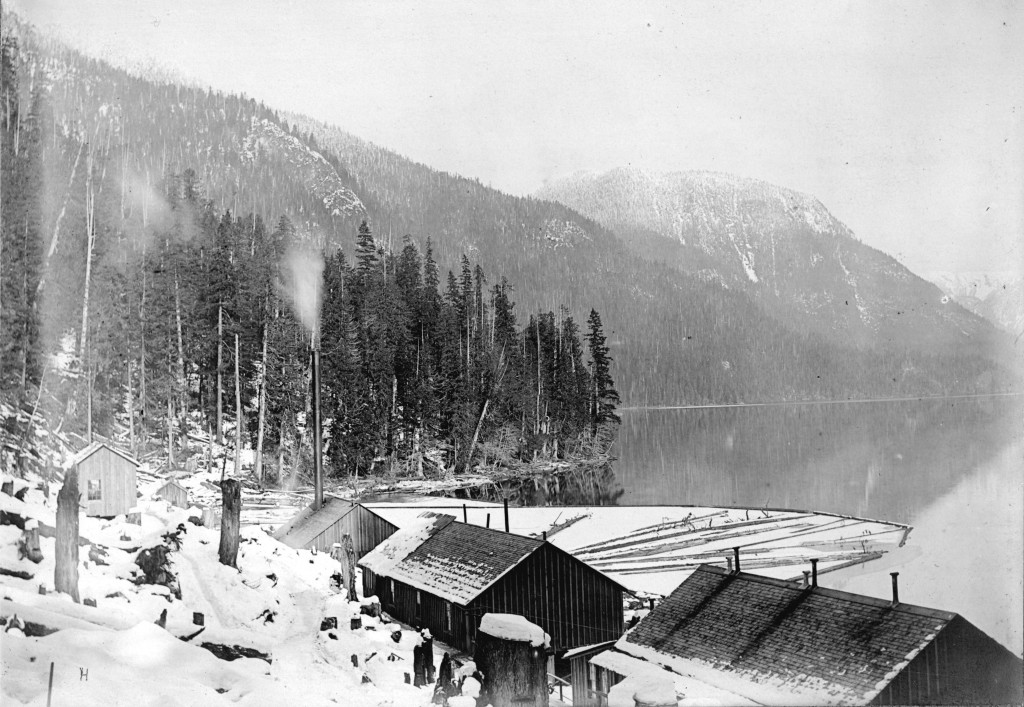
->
365, 543, 625, 656
468, 543, 624, 653
77, 446, 137, 517
568, 643, 617, 707
155, 481, 189, 509
872, 616, 1024, 705
308, 505, 397, 556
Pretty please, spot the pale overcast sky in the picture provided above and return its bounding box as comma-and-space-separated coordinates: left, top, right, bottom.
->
12, 0, 1024, 276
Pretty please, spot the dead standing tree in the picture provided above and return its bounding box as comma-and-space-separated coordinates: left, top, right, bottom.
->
55, 469, 81, 602
218, 478, 240, 567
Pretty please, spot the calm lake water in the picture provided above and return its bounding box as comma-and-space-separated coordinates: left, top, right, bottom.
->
612, 397, 1024, 655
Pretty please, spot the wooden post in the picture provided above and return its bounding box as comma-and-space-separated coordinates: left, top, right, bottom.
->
55, 469, 80, 602
218, 478, 240, 567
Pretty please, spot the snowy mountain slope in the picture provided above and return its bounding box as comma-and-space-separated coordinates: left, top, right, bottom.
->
928, 271, 1024, 335
242, 118, 365, 219
537, 168, 1004, 355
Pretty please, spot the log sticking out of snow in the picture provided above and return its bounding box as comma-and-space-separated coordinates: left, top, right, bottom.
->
478, 613, 550, 648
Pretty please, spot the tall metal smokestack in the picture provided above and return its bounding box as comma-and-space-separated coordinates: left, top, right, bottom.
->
312, 347, 324, 511
890, 572, 900, 605
810, 558, 818, 587
504, 498, 510, 532
733, 547, 741, 573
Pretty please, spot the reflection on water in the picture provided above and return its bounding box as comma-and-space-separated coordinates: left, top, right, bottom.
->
613, 396, 1023, 655
444, 462, 624, 506
613, 397, 1019, 523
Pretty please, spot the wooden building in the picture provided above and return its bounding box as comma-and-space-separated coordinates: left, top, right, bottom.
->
574, 564, 1024, 706
273, 497, 398, 557
72, 442, 139, 517
153, 479, 189, 509
359, 513, 626, 655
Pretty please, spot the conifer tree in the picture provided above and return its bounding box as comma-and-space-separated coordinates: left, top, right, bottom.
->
586, 309, 620, 434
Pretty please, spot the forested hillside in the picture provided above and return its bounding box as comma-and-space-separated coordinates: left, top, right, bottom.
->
1, 14, 1016, 488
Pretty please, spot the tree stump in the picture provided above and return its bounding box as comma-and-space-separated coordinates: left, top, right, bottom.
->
218, 478, 241, 567
55, 469, 80, 603
19, 523, 43, 564
475, 614, 549, 707
342, 533, 358, 602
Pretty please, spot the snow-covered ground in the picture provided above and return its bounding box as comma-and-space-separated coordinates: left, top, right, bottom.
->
0, 469, 483, 707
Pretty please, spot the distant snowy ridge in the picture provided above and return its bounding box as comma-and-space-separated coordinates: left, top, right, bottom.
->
538, 167, 1001, 354
928, 271, 1024, 335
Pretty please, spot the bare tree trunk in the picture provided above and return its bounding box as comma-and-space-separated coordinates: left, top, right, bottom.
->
174, 271, 187, 422
127, 362, 135, 456
79, 153, 96, 438
466, 399, 490, 472
216, 305, 223, 445
55, 469, 80, 602
255, 323, 268, 486
234, 334, 242, 478
36, 141, 86, 295
218, 478, 240, 567
167, 396, 175, 467
535, 318, 541, 435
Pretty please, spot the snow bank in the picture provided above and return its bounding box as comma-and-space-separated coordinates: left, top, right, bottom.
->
478, 613, 549, 647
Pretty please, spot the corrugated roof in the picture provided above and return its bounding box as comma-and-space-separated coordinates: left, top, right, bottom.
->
71, 442, 139, 468
617, 564, 956, 704
361, 519, 544, 605
273, 497, 359, 548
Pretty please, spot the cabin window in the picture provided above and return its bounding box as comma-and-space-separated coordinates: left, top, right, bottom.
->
445, 601, 452, 632
389, 579, 395, 597
87, 479, 102, 501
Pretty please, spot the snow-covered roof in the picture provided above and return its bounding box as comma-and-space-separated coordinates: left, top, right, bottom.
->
71, 442, 139, 468
479, 613, 549, 647
591, 649, 757, 705
359, 512, 455, 578
273, 496, 361, 548
359, 516, 544, 605
613, 564, 959, 705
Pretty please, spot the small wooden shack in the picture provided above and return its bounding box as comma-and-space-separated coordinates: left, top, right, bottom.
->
153, 478, 189, 509
72, 442, 138, 517
574, 564, 1024, 706
273, 497, 398, 557
359, 513, 626, 654
475, 613, 550, 707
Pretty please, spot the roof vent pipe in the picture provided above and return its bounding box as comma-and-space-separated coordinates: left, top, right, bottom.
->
463, 504, 468, 523
802, 571, 810, 588
890, 572, 900, 604
503, 498, 510, 533
810, 558, 818, 587
733, 547, 741, 573
726, 555, 733, 573
486, 513, 491, 528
